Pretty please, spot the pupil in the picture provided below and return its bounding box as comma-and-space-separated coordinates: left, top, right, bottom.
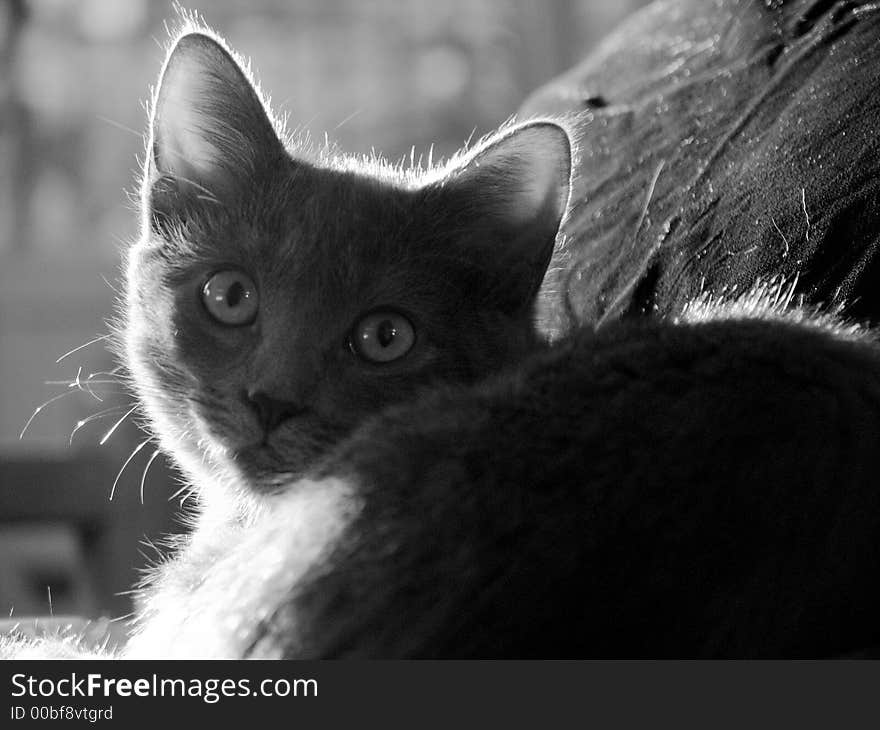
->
377, 319, 396, 347
226, 282, 244, 308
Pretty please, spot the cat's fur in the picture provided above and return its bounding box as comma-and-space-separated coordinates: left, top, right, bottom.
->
7, 21, 880, 659
128, 300, 880, 658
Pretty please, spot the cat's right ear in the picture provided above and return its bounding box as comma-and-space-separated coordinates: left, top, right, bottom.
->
146, 32, 284, 206
436, 121, 572, 313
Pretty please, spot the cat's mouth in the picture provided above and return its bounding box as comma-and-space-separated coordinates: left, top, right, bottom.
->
227, 417, 348, 484
189, 399, 350, 487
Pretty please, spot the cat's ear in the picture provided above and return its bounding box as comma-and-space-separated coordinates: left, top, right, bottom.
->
148, 32, 284, 196
441, 121, 572, 312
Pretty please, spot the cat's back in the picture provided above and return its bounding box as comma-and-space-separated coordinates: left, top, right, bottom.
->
261, 310, 880, 658
339, 309, 880, 484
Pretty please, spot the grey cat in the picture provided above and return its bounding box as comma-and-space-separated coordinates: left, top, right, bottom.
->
7, 23, 880, 659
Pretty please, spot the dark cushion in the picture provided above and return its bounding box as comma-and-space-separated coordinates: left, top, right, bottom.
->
522, 0, 880, 336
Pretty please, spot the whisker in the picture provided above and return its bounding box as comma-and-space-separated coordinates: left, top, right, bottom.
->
334, 108, 363, 130
96, 115, 144, 139
100, 274, 123, 296
108, 612, 136, 624
84, 368, 126, 384
55, 335, 111, 364
81, 370, 112, 402
99, 405, 140, 446
43, 379, 123, 387
71, 365, 103, 402
169, 481, 194, 504
110, 438, 152, 501
19, 391, 78, 440
69, 406, 134, 446
140, 448, 162, 505
42, 379, 126, 404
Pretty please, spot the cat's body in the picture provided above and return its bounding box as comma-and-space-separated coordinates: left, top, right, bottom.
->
124, 299, 880, 658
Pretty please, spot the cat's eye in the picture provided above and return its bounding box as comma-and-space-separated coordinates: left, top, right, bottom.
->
350, 311, 415, 363
202, 269, 259, 326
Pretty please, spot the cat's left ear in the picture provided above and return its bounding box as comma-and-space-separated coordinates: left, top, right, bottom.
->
148, 32, 285, 197
440, 121, 572, 312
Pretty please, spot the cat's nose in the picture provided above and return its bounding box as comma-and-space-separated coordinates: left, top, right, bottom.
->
245, 391, 305, 433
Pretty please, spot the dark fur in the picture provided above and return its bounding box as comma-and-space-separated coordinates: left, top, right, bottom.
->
250, 315, 880, 658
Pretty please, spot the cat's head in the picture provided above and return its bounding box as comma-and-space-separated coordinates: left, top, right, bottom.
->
122, 29, 571, 500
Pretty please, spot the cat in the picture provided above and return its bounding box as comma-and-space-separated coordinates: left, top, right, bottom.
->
129, 289, 880, 658
121, 27, 880, 659
7, 21, 880, 659
120, 24, 572, 655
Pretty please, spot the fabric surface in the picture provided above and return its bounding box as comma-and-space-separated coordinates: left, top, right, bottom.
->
523, 0, 880, 337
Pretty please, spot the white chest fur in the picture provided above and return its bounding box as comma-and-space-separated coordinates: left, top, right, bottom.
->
124, 477, 360, 659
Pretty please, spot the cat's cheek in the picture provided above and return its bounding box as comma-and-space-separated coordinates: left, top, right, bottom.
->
327, 351, 443, 416
123, 321, 241, 496
190, 404, 256, 459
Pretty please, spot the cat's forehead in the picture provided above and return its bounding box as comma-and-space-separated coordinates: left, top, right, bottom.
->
180, 163, 454, 315
230, 163, 420, 263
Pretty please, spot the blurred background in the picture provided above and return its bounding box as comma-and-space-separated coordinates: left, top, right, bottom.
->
0, 0, 651, 627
